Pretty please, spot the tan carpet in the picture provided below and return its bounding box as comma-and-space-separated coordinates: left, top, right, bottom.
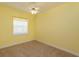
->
0, 40, 76, 57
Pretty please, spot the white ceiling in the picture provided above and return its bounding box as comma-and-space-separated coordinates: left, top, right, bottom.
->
3, 2, 64, 14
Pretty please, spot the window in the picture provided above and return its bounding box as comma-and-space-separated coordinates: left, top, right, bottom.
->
13, 17, 28, 35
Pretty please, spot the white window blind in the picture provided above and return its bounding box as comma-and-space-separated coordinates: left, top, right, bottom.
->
13, 17, 28, 35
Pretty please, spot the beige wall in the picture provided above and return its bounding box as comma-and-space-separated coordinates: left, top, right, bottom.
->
0, 4, 35, 48
35, 3, 79, 54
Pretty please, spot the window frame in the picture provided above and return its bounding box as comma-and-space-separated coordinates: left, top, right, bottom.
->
13, 17, 29, 35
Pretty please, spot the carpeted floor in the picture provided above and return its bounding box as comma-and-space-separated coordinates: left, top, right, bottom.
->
0, 40, 76, 57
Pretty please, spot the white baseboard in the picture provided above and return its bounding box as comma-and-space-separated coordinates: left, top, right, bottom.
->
0, 39, 34, 49
37, 40, 79, 57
